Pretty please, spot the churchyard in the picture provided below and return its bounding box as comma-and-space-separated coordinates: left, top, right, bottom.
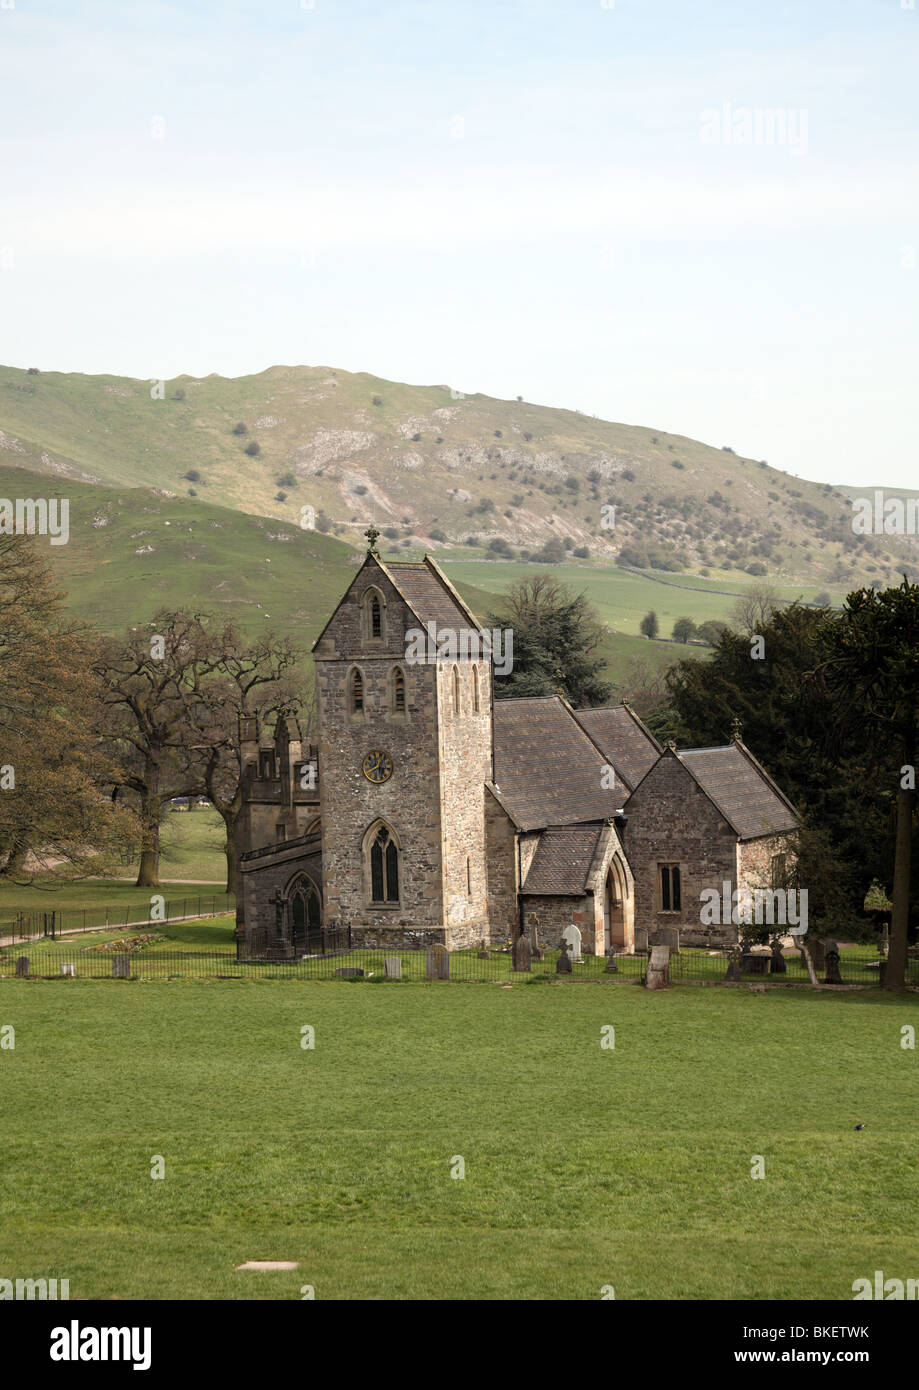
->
0, 978, 915, 1300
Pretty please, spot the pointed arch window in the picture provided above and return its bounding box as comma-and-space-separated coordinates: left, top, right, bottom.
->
349, 667, 364, 716
362, 587, 386, 643
392, 665, 406, 715
451, 664, 460, 716
369, 825, 400, 903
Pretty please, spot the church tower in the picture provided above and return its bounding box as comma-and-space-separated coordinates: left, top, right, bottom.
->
311, 535, 493, 947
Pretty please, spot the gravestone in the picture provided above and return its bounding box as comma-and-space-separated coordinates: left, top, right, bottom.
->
740, 942, 769, 975
15, 956, 28, 977
724, 947, 743, 982
60, 962, 75, 978
527, 915, 543, 961
556, 940, 572, 974
651, 926, 680, 955
384, 956, 402, 979
633, 927, 650, 956
811, 938, 827, 971
334, 967, 364, 979
604, 948, 619, 974
561, 924, 582, 962
476, 939, 490, 959
769, 940, 786, 975
512, 934, 532, 972
645, 944, 671, 990
427, 945, 450, 980
112, 954, 130, 979
824, 941, 843, 985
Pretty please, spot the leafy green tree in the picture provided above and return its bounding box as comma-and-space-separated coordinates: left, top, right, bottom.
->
640, 610, 659, 639
695, 619, 727, 645
672, 616, 697, 643
810, 580, 919, 990
660, 600, 916, 952
488, 575, 612, 707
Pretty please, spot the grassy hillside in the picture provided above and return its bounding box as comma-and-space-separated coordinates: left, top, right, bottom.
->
2, 362, 916, 587
0, 461, 699, 690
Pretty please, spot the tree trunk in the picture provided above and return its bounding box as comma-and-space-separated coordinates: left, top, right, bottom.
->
0, 833, 30, 878
135, 791, 161, 888
222, 815, 237, 898
799, 939, 819, 988
884, 785, 914, 992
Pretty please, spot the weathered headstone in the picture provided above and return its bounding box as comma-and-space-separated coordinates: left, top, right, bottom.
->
476, 939, 490, 959
645, 943, 671, 990
428, 944, 449, 979
384, 956, 402, 979
651, 925, 680, 955
527, 913, 543, 961
556, 940, 572, 974
604, 948, 619, 974
811, 938, 827, 971
15, 956, 29, 977
740, 942, 769, 974
769, 940, 786, 975
824, 941, 843, 986
60, 962, 75, 977
512, 934, 532, 972
724, 947, 743, 982
561, 923, 582, 962
112, 954, 130, 979
633, 927, 650, 956
335, 967, 364, 979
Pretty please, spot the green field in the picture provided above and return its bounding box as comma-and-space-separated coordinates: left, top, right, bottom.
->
1, 981, 915, 1299
158, 808, 231, 883
443, 560, 845, 640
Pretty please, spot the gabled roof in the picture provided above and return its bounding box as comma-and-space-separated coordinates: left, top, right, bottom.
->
522, 823, 604, 895
676, 742, 799, 840
492, 695, 626, 831
383, 558, 484, 638
311, 553, 484, 654
571, 704, 662, 791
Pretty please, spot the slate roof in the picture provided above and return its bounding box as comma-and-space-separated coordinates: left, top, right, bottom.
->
521, 823, 604, 895
677, 743, 799, 839
492, 696, 626, 830
572, 705, 662, 790
384, 560, 483, 637
312, 554, 483, 655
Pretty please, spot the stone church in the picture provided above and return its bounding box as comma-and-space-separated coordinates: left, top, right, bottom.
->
236, 544, 799, 956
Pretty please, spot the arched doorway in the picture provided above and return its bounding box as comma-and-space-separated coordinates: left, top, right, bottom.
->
289, 877, 322, 954
604, 860, 627, 951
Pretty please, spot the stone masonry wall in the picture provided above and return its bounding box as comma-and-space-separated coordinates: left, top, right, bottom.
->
240, 840, 323, 943
484, 788, 519, 943
436, 656, 492, 946
521, 894, 599, 952
623, 751, 739, 947
315, 570, 444, 930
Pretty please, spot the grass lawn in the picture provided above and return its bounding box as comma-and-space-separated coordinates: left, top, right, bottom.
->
1, 981, 916, 1299
0, 914, 238, 959
157, 808, 230, 883
0, 810, 232, 932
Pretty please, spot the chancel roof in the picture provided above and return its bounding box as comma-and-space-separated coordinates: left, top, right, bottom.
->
492, 696, 625, 831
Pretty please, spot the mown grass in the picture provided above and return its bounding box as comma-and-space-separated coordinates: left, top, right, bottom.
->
0, 982, 916, 1299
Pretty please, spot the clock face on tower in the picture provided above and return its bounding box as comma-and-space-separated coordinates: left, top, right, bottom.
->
362, 750, 394, 784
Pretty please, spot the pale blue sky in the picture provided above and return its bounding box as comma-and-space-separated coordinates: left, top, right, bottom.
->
1, 0, 917, 488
